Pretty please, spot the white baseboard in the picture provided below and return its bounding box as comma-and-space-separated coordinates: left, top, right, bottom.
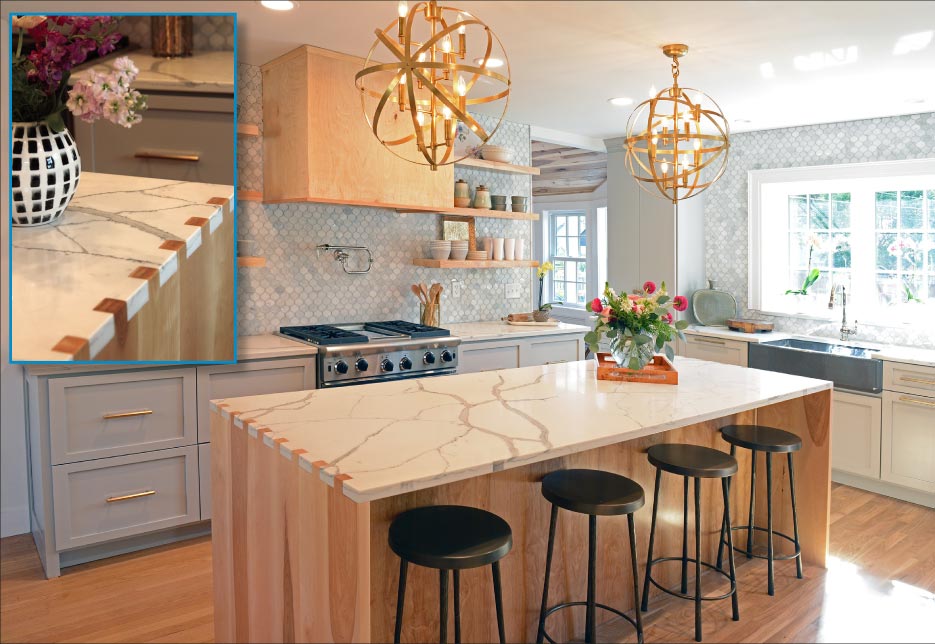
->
1, 504, 30, 538
832, 470, 935, 508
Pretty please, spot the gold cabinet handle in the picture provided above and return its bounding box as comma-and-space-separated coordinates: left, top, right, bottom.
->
693, 337, 726, 346
545, 360, 568, 365
899, 396, 935, 408
102, 409, 153, 420
106, 490, 156, 503
134, 150, 200, 162
899, 376, 935, 386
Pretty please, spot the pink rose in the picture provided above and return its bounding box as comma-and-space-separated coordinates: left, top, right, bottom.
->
591, 298, 603, 313
662, 313, 673, 324
632, 304, 644, 315
643, 281, 656, 294
673, 295, 688, 312
628, 293, 641, 301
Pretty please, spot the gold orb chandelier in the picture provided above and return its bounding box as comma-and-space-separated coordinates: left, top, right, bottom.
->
355, 0, 510, 171
624, 44, 729, 202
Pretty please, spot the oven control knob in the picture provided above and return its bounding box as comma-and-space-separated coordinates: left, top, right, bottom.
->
356, 358, 369, 372
441, 350, 454, 363
423, 351, 436, 365
381, 358, 394, 372
335, 360, 349, 375
399, 356, 413, 371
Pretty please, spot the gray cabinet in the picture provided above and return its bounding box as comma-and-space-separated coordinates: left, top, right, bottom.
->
458, 333, 586, 375
681, 334, 748, 367
831, 390, 882, 479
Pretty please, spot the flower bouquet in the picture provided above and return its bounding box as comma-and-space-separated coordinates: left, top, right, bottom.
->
584, 280, 689, 370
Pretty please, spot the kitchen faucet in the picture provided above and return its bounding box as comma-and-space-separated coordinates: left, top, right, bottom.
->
828, 284, 858, 341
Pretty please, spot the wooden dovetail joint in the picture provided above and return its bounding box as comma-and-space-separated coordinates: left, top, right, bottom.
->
128, 266, 159, 281
160, 240, 186, 252
311, 460, 330, 472
185, 216, 210, 227
51, 335, 89, 358
93, 298, 129, 345
333, 473, 353, 489
208, 196, 230, 206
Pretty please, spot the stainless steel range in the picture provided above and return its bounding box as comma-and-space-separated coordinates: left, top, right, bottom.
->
279, 321, 460, 388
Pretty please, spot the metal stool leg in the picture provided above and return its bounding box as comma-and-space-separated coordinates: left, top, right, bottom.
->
492, 561, 506, 644
641, 468, 662, 612
716, 445, 736, 570
536, 504, 558, 644
627, 513, 644, 644
453, 570, 461, 644
788, 452, 803, 579
394, 559, 408, 644
681, 475, 690, 594
693, 477, 702, 642
721, 478, 740, 621
439, 569, 448, 644
586, 514, 597, 644
746, 449, 757, 559
766, 453, 775, 596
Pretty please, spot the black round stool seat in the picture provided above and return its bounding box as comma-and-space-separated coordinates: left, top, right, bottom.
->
647, 444, 738, 479
542, 469, 645, 516
720, 424, 802, 453
389, 505, 513, 570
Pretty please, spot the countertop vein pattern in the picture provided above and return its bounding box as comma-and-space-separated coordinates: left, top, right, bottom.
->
72, 50, 234, 94
214, 358, 831, 503
12, 172, 234, 361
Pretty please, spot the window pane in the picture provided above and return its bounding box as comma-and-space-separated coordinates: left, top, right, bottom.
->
875, 272, 899, 306
790, 233, 809, 267
900, 190, 924, 229
811, 232, 830, 268
928, 275, 935, 300
554, 281, 565, 302
832, 234, 851, 268
900, 233, 924, 272
576, 283, 586, 305
577, 261, 587, 282
578, 227, 587, 256
555, 216, 566, 236
832, 196, 850, 229
808, 194, 829, 229
555, 237, 567, 256
928, 190, 935, 227
928, 232, 935, 268
876, 191, 898, 229
789, 196, 807, 229
876, 232, 897, 270
566, 216, 578, 236
553, 260, 565, 283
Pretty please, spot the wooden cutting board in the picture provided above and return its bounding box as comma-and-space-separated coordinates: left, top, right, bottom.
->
727, 318, 774, 333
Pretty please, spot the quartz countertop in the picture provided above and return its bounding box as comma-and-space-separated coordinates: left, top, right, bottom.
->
72, 50, 234, 94
447, 320, 589, 343
213, 357, 831, 503
684, 325, 790, 343
871, 346, 935, 368
237, 334, 318, 361
12, 173, 234, 361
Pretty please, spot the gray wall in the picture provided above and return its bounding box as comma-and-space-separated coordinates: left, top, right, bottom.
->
704, 112, 935, 348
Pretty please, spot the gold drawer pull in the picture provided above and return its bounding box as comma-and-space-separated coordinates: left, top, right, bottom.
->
106, 490, 156, 503
102, 409, 153, 420
693, 337, 726, 346
134, 150, 200, 162
899, 396, 935, 408
545, 360, 568, 365
899, 376, 935, 386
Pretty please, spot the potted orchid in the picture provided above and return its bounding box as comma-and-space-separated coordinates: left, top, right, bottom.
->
534, 261, 562, 321
584, 280, 689, 370
12, 15, 146, 226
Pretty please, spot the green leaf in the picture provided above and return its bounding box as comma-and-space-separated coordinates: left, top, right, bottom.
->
628, 357, 640, 370
45, 111, 65, 133
584, 331, 598, 346
675, 319, 689, 330
606, 329, 617, 339
633, 334, 650, 345
585, 300, 593, 312
677, 330, 686, 342
664, 344, 675, 361
655, 335, 665, 350
656, 295, 670, 305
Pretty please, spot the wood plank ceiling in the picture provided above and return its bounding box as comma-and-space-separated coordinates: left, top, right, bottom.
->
531, 141, 608, 197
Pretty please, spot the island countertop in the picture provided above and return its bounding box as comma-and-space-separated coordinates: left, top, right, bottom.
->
12, 172, 234, 361
72, 50, 234, 94
213, 357, 831, 503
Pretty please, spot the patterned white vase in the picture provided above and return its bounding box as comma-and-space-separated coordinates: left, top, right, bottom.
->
11, 122, 81, 226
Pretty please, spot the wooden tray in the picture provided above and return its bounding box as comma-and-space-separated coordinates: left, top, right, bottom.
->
727, 318, 774, 333
595, 353, 678, 384
506, 320, 559, 327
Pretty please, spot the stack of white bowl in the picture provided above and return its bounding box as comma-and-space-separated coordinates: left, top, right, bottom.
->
429, 240, 452, 260
480, 145, 513, 163
449, 240, 469, 260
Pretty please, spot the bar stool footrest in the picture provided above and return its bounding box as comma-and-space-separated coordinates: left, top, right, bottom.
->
540, 601, 639, 644
725, 525, 802, 561
646, 556, 737, 602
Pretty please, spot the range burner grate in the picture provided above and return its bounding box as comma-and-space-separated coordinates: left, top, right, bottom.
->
279, 325, 369, 345
364, 320, 450, 338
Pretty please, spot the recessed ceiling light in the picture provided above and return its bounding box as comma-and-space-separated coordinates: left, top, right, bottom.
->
734, 118, 751, 124
893, 30, 933, 56
473, 57, 504, 68
759, 62, 775, 79
260, 0, 296, 10
608, 97, 633, 107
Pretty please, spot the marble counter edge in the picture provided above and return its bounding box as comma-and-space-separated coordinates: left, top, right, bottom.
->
450, 321, 590, 343
71, 50, 235, 94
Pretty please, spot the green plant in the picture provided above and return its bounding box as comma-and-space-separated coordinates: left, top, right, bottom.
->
785, 268, 821, 295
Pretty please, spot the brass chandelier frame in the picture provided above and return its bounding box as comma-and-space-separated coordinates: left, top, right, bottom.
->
355, 1, 511, 170
624, 44, 730, 203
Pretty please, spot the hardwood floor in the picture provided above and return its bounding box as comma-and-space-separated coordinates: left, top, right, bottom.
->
1, 483, 932, 643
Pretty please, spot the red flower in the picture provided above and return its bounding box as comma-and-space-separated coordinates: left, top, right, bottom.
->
662, 312, 673, 324
672, 295, 688, 312
590, 297, 603, 313
643, 280, 656, 294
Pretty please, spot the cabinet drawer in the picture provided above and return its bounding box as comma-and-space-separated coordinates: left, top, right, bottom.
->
458, 343, 520, 374
681, 335, 748, 367
52, 446, 200, 550
523, 337, 581, 367
883, 362, 935, 397
881, 391, 935, 493
831, 390, 882, 479
195, 358, 315, 443
49, 369, 197, 465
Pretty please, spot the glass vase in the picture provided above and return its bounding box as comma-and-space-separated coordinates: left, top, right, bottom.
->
610, 333, 656, 370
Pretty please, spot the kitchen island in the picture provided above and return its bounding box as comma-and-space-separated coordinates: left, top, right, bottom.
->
210, 358, 831, 643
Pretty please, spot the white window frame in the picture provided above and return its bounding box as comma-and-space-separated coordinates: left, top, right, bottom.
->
748, 158, 935, 325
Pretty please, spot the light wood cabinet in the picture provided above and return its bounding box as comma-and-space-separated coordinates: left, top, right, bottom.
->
881, 391, 935, 493
681, 334, 748, 367
261, 45, 451, 207
831, 390, 882, 479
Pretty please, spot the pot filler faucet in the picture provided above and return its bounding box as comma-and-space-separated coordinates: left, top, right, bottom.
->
828, 284, 858, 341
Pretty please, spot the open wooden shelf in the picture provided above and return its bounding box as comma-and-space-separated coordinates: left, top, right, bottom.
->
396, 205, 539, 221
413, 259, 539, 269
238, 190, 263, 202
237, 256, 266, 268
238, 123, 260, 137
259, 195, 539, 220
455, 157, 540, 175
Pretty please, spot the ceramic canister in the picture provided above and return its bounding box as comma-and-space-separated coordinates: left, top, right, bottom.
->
454, 179, 470, 199
493, 237, 505, 260
515, 239, 525, 260
504, 238, 516, 261
473, 185, 492, 209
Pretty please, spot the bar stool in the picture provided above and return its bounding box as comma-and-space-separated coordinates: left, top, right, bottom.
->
715, 424, 803, 596
536, 469, 645, 644
390, 504, 512, 644
641, 444, 740, 643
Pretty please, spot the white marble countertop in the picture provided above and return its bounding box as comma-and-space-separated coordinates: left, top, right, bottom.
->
684, 325, 789, 343
237, 334, 318, 361
213, 357, 831, 503
871, 346, 935, 368
12, 173, 233, 361
72, 50, 234, 94
447, 320, 589, 343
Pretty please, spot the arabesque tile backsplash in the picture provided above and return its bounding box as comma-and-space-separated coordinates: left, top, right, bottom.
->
704, 112, 935, 349
236, 63, 533, 336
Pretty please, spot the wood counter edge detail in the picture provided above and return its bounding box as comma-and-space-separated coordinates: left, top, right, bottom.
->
50, 335, 90, 360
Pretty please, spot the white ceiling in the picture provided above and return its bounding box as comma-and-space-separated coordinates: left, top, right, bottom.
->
5, 1, 935, 139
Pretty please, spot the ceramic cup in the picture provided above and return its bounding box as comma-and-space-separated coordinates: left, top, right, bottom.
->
493, 237, 505, 261
483, 237, 494, 259
504, 238, 516, 261
511, 196, 528, 212
514, 239, 525, 260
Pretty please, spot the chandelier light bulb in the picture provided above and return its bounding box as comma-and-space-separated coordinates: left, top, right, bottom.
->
398, 0, 408, 17
442, 105, 452, 118
442, 36, 452, 53
456, 75, 467, 96
416, 111, 425, 126
693, 138, 701, 150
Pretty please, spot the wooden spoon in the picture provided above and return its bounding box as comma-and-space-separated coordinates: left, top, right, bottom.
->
411, 284, 426, 305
